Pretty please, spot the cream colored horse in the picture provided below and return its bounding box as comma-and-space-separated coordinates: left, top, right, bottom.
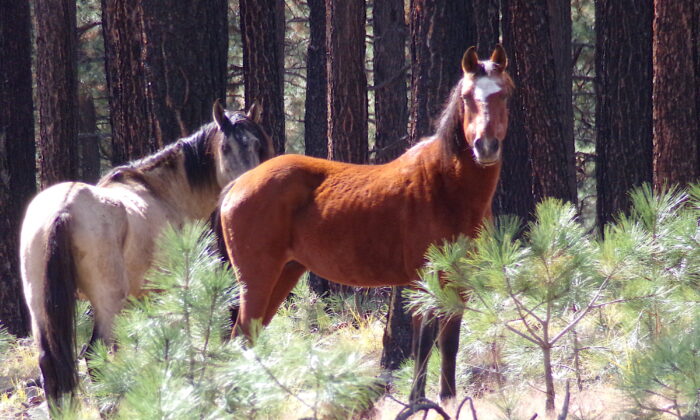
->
20, 101, 273, 404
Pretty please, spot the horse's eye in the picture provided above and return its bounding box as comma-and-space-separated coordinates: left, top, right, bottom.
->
221, 141, 232, 154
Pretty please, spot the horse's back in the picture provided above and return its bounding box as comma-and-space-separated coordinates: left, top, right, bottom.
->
220, 152, 432, 286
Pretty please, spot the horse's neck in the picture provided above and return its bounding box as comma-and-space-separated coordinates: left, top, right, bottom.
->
423, 136, 501, 200
136, 166, 219, 221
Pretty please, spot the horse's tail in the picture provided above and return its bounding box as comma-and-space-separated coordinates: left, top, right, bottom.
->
39, 212, 78, 402
211, 179, 237, 265
211, 180, 239, 332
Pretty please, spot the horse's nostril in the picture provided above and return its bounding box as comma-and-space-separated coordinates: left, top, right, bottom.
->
490, 140, 500, 154
474, 137, 484, 152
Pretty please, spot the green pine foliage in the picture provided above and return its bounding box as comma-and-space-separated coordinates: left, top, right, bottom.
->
407, 183, 700, 413
622, 314, 699, 418
85, 222, 382, 419
0, 325, 13, 359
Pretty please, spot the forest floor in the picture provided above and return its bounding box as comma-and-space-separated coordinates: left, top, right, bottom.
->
0, 322, 645, 420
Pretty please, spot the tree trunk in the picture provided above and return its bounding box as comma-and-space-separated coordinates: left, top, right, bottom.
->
595, 0, 653, 232
305, 0, 327, 161
35, 0, 79, 188
101, 0, 154, 165
542, 344, 556, 412
141, 0, 228, 147
381, 287, 413, 370
373, 0, 412, 370
304, 0, 330, 298
472, 0, 500, 58
372, 0, 408, 163
0, 0, 35, 337
496, 0, 576, 220
326, 0, 368, 164
409, 0, 474, 145
652, 0, 699, 188
77, 90, 101, 183
324, 0, 367, 295
240, 0, 286, 155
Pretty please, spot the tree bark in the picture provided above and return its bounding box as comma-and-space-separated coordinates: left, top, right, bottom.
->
0, 0, 35, 337
77, 90, 101, 183
652, 0, 699, 188
326, 0, 368, 164
409, 0, 474, 145
472, 0, 500, 58
101, 0, 155, 165
35, 0, 79, 188
373, 0, 412, 370
304, 0, 327, 161
240, 0, 286, 155
595, 0, 653, 232
495, 0, 576, 220
373, 0, 408, 163
304, 0, 330, 298
141, 0, 228, 147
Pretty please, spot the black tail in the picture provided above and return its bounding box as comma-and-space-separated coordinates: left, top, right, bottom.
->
209, 189, 239, 334
39, 212, 78, 403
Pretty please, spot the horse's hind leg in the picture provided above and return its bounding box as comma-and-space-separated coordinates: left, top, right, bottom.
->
262, 261, 307, 325
234, 261, 306, 338
437, 314, 462, 401
77, 258, 129, 372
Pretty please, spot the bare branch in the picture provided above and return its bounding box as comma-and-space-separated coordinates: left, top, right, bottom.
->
395, 398, 451, 420
455, 396, 478, 420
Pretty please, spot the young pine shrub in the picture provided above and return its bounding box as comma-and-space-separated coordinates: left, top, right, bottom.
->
407, 184, 700, 416
407, 198, 641, 413
89, 222, 382, 419
613, 184, 700, 418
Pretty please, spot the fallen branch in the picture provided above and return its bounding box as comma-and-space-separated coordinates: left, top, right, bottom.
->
395, 398, 451, 420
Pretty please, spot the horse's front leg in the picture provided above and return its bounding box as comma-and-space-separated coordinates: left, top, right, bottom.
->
437, 313, 462, 401
409, 313, 438, 402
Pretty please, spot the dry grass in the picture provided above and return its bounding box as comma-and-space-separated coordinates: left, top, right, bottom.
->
0, 318, 653, 420
0, 337, 42, 419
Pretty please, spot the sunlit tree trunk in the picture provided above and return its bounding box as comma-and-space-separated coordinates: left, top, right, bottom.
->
652, 0, 699, 188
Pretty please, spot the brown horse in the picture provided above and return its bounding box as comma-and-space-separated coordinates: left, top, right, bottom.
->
20, 101, 273, 404
219, 46, 513, 401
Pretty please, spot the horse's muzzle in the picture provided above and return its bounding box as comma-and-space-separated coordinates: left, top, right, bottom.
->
473, 137, 501, 166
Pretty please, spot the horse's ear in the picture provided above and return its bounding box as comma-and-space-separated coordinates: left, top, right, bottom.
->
213, 99, 228, 130
247, 101, 262, 124
490, 44, 507, 71
461, 46, 479, 74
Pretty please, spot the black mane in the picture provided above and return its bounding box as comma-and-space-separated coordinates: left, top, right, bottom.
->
99, 123, 218, 190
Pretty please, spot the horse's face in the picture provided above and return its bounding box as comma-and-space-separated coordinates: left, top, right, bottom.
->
212, 101, 272, 187
460, 45, 512, 166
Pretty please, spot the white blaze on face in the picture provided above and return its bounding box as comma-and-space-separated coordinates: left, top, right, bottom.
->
474, 76, 503, 103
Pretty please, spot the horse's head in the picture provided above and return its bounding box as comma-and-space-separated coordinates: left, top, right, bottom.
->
211, 100, 274, 186
460, 45, 513, 166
